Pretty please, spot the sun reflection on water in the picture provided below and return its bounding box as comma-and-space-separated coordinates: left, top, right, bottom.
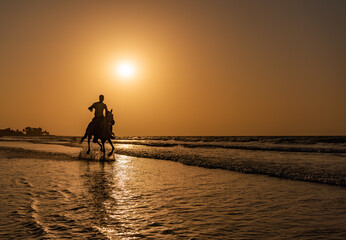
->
115, 154, 132, 164
99, 154, 143, 239
117, 144, 132, 149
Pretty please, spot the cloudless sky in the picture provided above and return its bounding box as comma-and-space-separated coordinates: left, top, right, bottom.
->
0, 0, 345, 136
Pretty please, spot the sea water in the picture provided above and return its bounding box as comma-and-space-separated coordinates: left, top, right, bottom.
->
0, 136, 345, 239
113, 136, 346, 186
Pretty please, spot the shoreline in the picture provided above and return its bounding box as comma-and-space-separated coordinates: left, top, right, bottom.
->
1, 144, 345, 188
0, 147, 76, 160
1, 136, 345, 187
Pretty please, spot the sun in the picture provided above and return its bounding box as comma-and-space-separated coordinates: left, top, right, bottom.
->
115, 61, 136, 79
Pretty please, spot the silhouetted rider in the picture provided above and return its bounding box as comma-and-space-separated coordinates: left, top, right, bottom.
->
89, 95, 115, 139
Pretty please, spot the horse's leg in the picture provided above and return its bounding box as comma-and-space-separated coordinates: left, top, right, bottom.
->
102, 140, 106, 159
97, 140, 103, 152
86, 135, 91, 155
107, 138, 115, 157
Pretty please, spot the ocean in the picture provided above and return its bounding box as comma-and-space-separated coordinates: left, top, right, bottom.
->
112, 136, 346, 186
0, 136, 345, 239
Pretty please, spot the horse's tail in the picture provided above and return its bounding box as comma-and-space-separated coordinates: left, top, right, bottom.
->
81, 132, 87, 143
81, 122, 92, 143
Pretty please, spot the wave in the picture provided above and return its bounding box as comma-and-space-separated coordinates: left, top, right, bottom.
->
1, 136, 345, 186
113, 145, 346, 187
116, 136, 346, 144
113, 140, 346, 153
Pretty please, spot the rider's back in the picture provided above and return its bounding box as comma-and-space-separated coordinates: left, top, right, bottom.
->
91, 102, 107, 117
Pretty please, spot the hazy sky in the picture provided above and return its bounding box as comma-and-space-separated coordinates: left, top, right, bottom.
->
0, 0, 345, 136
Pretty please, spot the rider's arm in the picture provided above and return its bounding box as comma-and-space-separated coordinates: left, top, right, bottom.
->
88, 103, 94, 112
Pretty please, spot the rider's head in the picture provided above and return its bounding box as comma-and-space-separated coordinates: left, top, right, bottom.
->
99, 95, 104, 102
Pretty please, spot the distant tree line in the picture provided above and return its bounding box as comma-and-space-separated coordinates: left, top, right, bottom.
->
0, 127, 50, 136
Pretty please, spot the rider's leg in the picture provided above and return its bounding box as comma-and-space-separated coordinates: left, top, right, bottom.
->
93, 116, 103, 142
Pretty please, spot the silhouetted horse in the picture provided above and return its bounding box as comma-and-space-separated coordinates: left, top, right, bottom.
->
81, 110, 115, 158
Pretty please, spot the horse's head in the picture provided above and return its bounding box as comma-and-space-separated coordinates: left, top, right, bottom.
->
106, 109, 115, 125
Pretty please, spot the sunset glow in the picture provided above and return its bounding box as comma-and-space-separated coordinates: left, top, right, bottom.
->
0, 2, 345, 239
115, 62, 136, 79
0, 1, 345, 136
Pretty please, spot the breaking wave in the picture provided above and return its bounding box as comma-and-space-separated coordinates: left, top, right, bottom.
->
112, 136, 346, 186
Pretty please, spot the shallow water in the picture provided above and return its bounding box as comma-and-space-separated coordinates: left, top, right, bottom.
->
0, 141, 81, 155
113, 143, 346, 186
1, 155, 345, 239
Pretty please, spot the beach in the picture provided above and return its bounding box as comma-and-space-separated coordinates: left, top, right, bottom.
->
1, 0, 345, 238
0, 136, 345, 239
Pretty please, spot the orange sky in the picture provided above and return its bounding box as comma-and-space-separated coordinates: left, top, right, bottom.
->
0, 0, 345, 136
